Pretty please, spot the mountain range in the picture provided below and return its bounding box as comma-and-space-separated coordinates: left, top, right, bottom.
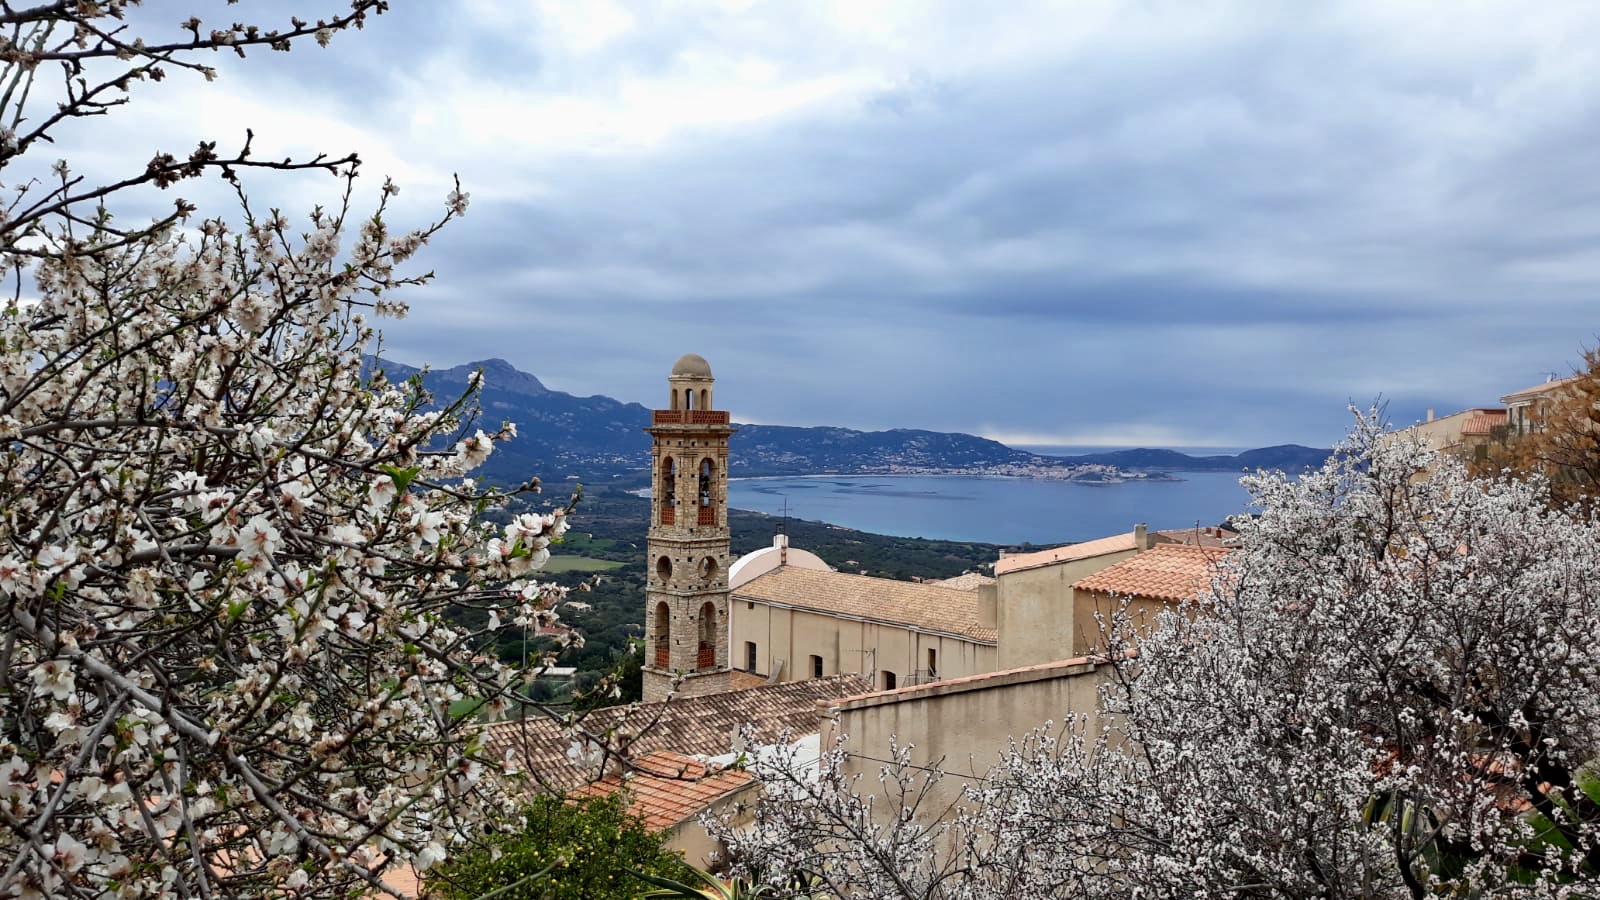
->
371, 357, 1330, 486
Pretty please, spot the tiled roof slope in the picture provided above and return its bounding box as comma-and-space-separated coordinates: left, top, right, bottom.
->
1073, 544, 1230, 603
994, 530, 1140, 575
481, 673, 871, 792
932, 572, 996, 591
1461, 410, 1507, 435
569, 750, 754, 831
734, 567, 997, 643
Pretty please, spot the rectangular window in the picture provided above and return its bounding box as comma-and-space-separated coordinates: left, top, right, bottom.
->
810, 655, 823, 679
882, 670, 897, 691
745, 641, 757, 672
927, 648, 937, 679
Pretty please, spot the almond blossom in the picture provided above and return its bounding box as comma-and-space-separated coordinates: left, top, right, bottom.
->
0, 4, 576, 898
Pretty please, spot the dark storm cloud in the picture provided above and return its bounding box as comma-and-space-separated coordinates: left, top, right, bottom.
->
41, 1, 1600, 447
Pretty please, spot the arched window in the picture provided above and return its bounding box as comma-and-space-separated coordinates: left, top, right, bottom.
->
699, 388, 709, 410
697, 602, 717, 670
656, 555, 672, 581
653, 601, 670, 669
660, 457, 676, 524
698, 459, 715, 525
685, 389, 695, 410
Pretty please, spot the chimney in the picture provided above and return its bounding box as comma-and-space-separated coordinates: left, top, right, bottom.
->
1426, 408, 1435, 423
773, 532, 788, 565
1134, 522, 1149, 549
977, 582, 997, 630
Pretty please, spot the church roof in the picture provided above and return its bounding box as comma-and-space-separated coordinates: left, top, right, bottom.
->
481, 673, 871, 792
733, 567, 998, 643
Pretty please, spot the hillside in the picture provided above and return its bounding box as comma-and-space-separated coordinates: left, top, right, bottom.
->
369, 357, 1327, 486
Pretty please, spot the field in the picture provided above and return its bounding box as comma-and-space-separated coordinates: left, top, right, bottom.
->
542, 555, 627, 573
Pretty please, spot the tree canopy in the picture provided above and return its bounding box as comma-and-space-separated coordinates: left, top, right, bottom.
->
0, 3, 574, 897
718, 415, 1600, 898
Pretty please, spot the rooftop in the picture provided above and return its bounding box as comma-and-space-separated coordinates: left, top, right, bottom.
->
1153, 526, 1236, 548
931, 572, 996, 591
733, 567, 998, 643
1501, 374, 1580, 403
568, 750, 755, 831
1460, 409, 1508, 436
1072, 543, 1231, 603
824, 653, 1118, 712
481, 673, 871, 792
994, 529, 1143, 575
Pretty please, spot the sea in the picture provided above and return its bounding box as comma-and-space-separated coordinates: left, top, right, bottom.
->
726, 445, 1264, 546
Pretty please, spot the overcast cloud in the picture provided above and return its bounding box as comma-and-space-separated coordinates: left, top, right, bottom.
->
47, 0, 1600, 447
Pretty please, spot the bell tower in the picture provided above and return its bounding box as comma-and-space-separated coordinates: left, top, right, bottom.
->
642, 353, 735, 702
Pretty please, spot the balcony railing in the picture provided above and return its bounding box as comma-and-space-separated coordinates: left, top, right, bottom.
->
697, 505, 716, 526
659, 505, 674, 525
654, 647, 669, 669
652, 410, 730, 425
696, 643, 716, 670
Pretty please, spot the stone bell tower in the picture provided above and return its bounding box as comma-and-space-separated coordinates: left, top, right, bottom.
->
642, 354, 735, 702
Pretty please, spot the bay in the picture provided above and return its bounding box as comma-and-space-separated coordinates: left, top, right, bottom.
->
727, 470, 1255, 546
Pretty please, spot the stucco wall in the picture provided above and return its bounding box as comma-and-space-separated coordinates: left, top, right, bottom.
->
1071, 590, 1171, 656
822, 657, 1113, 820
996, 549, 1139, 668
729, 599, 997, 688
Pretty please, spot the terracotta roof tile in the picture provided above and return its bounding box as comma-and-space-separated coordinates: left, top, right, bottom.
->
569, 750, 754, 832
1072, 544, 1230, 603
994, 531, 1140, 575
481, 673, 870, 793
931, 572, 996, 591
1461, 410, 1507, 435
734, 567, 997, 643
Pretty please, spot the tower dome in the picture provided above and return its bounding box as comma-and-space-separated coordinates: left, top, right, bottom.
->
671, 353, 713, 379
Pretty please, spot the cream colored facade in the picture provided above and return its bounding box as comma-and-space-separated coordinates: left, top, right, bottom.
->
821, 656, 1114, 819
729, 568, 998, 690
995, 525, 1158, 667
733, 597, 998, 690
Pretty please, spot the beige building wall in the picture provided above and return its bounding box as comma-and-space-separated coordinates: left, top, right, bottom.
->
821, 657, 1114, 820
997, 549, 1142, 668
731, 600, 997, 690
1071, 590, 1176, 656
659, 782, 759, 870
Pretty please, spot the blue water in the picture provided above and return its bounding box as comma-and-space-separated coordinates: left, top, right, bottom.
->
728, 471, 1256, 545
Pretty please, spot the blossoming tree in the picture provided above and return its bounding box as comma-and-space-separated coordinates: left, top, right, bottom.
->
0, 3, 570, 897
718, 415, 1600, 898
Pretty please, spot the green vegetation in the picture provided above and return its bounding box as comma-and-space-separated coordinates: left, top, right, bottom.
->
542, 555, 626, 573
430, 792, 696, 900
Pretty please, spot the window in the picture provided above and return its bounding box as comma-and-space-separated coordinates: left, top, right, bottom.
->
653, 602, 670, 669
810, 655, 823, 679
927, 648, 937, 679
882, 670, 897, 690
697, 603, 717, 670
744, 641, 757, 672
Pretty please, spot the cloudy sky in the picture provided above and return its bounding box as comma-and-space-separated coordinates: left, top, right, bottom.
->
45, 0, 1600, 448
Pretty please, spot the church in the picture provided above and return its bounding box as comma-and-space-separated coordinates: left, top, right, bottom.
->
637, 353, 1232, 703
